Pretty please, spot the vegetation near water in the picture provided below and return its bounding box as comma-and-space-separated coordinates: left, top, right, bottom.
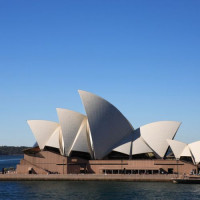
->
0, 146, 30, 155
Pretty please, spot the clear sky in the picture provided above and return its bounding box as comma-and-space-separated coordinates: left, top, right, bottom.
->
0, 0, 200, 146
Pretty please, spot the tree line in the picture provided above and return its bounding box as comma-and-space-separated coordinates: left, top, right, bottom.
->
0, 146, 30, 155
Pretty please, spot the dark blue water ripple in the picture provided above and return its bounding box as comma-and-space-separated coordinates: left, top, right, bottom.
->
0, 181, 200, 200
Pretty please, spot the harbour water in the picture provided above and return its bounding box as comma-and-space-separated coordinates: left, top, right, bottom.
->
1, 156, 200, 200
0, 155, 23, 171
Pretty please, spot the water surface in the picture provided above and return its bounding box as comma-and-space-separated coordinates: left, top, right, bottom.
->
0, 155, 23, 171
0, 181, 200, 200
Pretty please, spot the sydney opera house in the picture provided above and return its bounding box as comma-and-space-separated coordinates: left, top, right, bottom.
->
17, 90, 200, 175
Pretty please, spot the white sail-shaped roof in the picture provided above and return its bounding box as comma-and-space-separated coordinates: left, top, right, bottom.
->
114, 141, 132, 155
79, 90, 134, 159
113, 133, 135, 155
167, 139, 187, 159
132, 137, 153, 155
70, 117, 91, 154
57, 108, 86, 156
27, 120, 59, 150
188, 141, 200, 164
114, 134, 153, 156
46, 126, 64, 155
140, 121, 181, 158
180, 145, 192, 157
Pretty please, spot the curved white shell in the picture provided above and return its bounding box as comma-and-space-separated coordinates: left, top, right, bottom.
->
79, 90, 134, 159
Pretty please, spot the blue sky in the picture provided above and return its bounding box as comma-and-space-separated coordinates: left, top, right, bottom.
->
0, 0, 200, 146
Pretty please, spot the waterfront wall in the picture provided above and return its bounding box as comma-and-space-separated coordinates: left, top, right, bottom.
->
0, 174, 177, 182
16, 150, 197, 176
87, 159, 196, 175
17, 151, 67, 174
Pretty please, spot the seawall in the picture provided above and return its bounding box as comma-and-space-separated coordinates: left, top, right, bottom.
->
0, 174, 176, 182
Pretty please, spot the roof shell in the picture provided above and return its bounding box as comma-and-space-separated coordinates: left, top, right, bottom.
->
132, 137, 153, 155
188, 141, 200, 164
180, 145, 192, 157
113, 132, 136, 155
70, 117, 92, 155
167, 139, 187, 159
27, 120, 59, 150
113, 133, 153, 156
56, 108, 86, 156
46, 126, 64, 155
79, 90, 134, 159
140, 121, 181, 158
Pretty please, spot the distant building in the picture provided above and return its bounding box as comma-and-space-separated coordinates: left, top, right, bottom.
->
17, 90, 199, 175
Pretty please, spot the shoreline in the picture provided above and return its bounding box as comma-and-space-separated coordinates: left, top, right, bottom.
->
0, 154, 24, 156
0, 174, 175, 182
